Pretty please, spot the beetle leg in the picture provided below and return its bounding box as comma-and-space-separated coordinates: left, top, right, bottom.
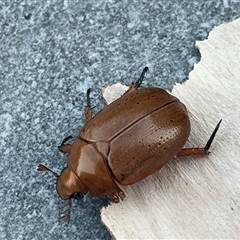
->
118, 190, 126, 201
85, 88, 93, 123
109, 192, 120, 203
176, 119, 222, 157
109, 187, 126, 203
58, 136, 73, 153
125, 67, 149, 93
61, 198, 72, 223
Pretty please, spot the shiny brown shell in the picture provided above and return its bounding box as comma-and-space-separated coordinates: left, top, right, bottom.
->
80, 87, 190, 185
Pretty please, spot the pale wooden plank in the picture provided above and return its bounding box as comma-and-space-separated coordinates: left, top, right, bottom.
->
101, 18, 240, 239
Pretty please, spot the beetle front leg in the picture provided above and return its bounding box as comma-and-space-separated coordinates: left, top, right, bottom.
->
125, 67, 149, 94
177, 120, 222, 157
58, 136, 73, 153
85, 88, 93, 123
60, 198, 72, 223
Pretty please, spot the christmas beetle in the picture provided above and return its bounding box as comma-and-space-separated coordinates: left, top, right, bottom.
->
38, 67, 221, 221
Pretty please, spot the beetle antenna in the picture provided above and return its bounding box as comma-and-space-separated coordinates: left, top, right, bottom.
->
37, 164, 59, 178
135, 67, 149, 89
204, 119, 222, 152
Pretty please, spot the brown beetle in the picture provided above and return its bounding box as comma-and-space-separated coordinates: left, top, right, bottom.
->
38, 67, 221, 221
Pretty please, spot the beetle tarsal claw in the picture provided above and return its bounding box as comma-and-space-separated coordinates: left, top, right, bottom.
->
118, 191, 126, 201
109, 193, 119, 203
61, 213, 70, 223
109, 189, 126, 203
113, 197, 120, 203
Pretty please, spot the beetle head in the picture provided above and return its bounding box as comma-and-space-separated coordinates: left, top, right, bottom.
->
37, 164, 88, 200
56, 167, 88, 199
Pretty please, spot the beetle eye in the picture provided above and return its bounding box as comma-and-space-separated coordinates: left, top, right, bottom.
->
71, 192, 84, 200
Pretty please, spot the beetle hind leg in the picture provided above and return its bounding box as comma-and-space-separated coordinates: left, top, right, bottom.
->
125, 67, 149, 94
177, 119, 222, 157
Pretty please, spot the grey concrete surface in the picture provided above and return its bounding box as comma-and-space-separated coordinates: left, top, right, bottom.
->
1, 1, 239, 239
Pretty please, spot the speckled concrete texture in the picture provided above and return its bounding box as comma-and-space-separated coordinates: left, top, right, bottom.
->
1, 1, 239, 239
